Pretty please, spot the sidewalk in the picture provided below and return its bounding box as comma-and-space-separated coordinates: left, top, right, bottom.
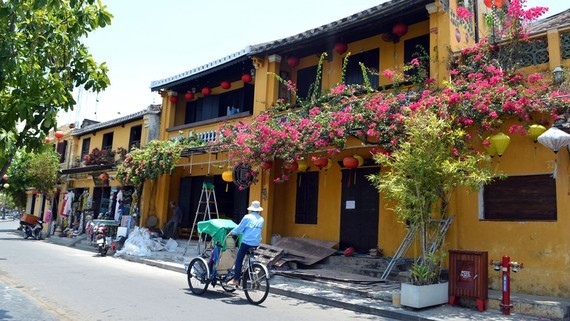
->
32, 229, 570, 321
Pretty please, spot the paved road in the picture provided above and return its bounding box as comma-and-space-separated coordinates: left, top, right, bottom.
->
0, 220, 396, 321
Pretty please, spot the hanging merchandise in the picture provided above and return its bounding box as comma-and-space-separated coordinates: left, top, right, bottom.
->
537, 127, 570, 179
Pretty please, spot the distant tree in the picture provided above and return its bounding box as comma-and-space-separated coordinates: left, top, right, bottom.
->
6, 149, 60, 208
0, 0, 112, 178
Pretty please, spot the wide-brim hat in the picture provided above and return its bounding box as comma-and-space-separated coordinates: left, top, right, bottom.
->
247, 200, 263, 212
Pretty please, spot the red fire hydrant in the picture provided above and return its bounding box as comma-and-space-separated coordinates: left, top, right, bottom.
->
490, 256, 523, 315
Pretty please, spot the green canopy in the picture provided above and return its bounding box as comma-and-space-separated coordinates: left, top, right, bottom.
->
197, 219, 240, 249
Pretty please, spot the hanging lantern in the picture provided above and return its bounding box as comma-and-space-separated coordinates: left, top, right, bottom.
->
222, 170, 233, 183
3, 183, 8, 189
284, 161, 298, 172
392, 22, 408, 37
325, 158, 333, 170
45, 137, 51, 143
353, 155, 364, 167
526, 124, 547, 143
490, 132, 511, 157
297, 159, 309, 172
484, 0, 507, 9
312, 157, 329, 170
260, 161, 273, 170
169, 96, 179, 104
334, 42, 348, 55
287, 56, 300, 68
221, 81, 231, 90
201, 87, 212, 96
537, 127, 570, 153
55, 131, 64, 139
2, 174, 7, 180
99, 172, 109, 182
185, 92, 195, 100
241, 73, 253, 83
482, 136, 496, 157
343, 156, 359, 169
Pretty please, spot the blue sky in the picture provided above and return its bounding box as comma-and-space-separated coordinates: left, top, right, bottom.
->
58, 0, 569, 126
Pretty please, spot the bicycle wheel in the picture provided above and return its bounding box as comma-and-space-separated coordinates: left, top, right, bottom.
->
243, 263, 269, 305
187, 258, 209, 295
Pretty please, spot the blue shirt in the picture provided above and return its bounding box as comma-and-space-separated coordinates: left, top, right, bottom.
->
231, 212, 264, 246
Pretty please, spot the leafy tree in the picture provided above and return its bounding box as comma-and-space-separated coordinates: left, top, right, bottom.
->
367, 109, 496, 284
6, 148, 60, 208
0, 0, 112, 177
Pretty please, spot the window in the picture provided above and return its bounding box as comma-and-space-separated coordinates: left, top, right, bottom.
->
295, 171, 319, 224
482, 174, 557, 221
81, 138, 91, 157
185, 84, 254, 125
345, 48, 379, 88
56, 141, 67, 164
404, 34, 430, 82
296, 65, 320, 100
102, 132, 114, 151
129, 125, 142, 151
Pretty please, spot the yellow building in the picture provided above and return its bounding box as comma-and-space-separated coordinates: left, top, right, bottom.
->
149, 1, 570, 297
35, 105, 161, 236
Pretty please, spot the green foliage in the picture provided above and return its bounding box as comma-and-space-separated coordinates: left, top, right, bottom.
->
6, 148, 60, 207
368, 109, 495, 284
409, 251, 446, 286
116, 136, 204, 190
0, 0, 112, 177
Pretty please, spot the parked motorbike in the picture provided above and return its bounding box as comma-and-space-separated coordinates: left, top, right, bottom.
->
21, 220, 44, 240
94, 224, 109, 257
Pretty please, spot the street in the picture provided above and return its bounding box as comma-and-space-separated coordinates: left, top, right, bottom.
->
0, 220, 395, 321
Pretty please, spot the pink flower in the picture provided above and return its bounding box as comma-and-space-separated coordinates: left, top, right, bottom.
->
456, 6, 473, 20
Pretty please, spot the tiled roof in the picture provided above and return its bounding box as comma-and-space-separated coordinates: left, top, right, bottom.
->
527, 9, 570, 34
249, 0, 425, 55
149, 48, 251, 91
72, 105, 160, 136
150, 0, 427, 91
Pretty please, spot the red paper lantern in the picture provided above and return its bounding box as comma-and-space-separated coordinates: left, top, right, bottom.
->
241, 73, 253, 83
184, 92, 195, 100
45, 137, 51, 143
54, 131, 64, 139
313, 157, 329, 169
392, 22, 408, 37
284, 161, 298, 172
334, 42, 348, 55
287, 56, 300, 68
169, 96, 179, 104
220, 81, 231, 90
201, 87, 212, 96
484, 0, 506, 8
260, 161, 273, 169
343, 156, 359, 169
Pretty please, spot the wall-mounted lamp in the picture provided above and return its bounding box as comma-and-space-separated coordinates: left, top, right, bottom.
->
553, 66, 564, 86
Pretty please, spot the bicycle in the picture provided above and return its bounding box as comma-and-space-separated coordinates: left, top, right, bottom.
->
186, 219, 270, 305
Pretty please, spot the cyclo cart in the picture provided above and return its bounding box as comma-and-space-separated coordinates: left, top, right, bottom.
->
185, 219, 270, 305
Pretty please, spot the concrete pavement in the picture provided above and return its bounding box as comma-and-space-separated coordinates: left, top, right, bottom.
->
2, 219, 568, 321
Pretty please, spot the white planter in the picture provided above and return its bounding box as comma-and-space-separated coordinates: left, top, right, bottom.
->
400, 282, 448, 308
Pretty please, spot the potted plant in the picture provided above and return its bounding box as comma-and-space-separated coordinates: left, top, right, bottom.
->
369, 108, 495, 308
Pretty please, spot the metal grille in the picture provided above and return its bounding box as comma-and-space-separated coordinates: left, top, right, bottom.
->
518, 37, 549, 67
561, 32, 570, 60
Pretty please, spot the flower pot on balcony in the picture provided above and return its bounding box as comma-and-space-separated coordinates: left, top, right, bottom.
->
400, 282, 448, 308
